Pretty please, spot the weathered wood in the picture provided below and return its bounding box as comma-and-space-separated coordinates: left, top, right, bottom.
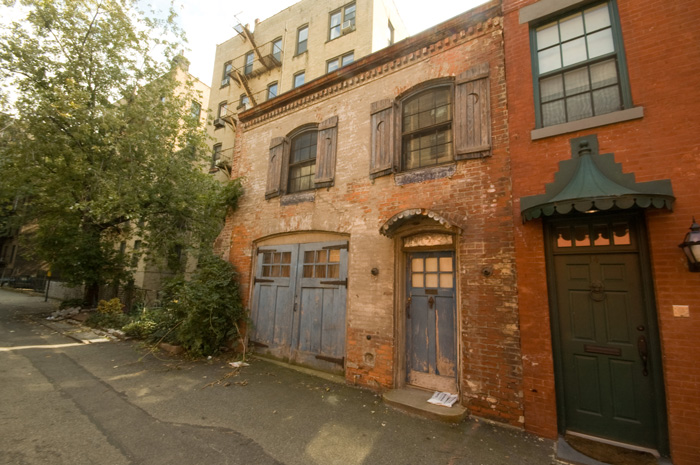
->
454, 63, 491, 160
370, 99, 395, 178
314, 115, 338, 187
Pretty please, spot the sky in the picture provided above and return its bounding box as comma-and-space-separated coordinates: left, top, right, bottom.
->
171, 0, 489, 85
0, 0, 488, 91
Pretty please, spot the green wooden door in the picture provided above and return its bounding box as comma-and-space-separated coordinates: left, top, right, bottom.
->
551, 215, 661, 449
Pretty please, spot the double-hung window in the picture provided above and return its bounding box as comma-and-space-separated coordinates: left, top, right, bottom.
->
288, 130, 318, 193
401, 86, 453, 170
221, 61, 232, 87
329, 2, 356, 40
211, 143, 222, 170
326, 51, 354, 73
267, 82, 278, 100
296, 25, 308, 55
244, 51, 254, 75
293, 71, 305, 88
272, 38, 283, 62
532, 1, 630, 128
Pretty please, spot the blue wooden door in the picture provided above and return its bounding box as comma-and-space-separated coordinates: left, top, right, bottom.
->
250, 245, 298, 360
250, 241, 347, 373
406, 251, 457, 392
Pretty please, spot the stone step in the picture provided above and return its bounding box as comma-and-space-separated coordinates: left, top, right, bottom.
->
383, 387, 468, 423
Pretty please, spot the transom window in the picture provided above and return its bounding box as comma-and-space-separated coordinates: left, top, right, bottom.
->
555, 221, 631, 249
296, 25, 308, 55
534, 2, 626, 127
288, 129, 317, 193
329, 2, 356, 40
402, 86, 453, 170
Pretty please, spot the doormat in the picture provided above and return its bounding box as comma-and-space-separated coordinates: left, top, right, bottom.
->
564, 434, 657, 465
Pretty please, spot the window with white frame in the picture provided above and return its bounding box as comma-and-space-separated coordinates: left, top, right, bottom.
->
329, 2, 356, 40
532, 1, 631, 128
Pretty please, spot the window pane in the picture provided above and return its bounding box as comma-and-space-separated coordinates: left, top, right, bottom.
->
268, 83, 278, 99
412, 273, 424, 288
330, 11, 341, 27
542, 100, 566, 126
329, 249, 340, 263
272, 39, 282, 60
304, 265, 314, 277
271, 265, 281, 277
592, 86, 621, 115
273, 253, 281, 264
556, 227, 573, 247
411, 258, 423, 272
593, 224, 610, 246
315, 265, 326, 278
439, 257, 453, 272
587, 28, 614, 59
341, 52, 354, 66
294, 72, 305, 88
538, 46, 562, 73
562, 37, 587, 67
559, 13, 584, 42
328, 264, 339, 278
316, 250, 327, 263
425, 273, 438, 288
540, 74, 564, 102
566, 93, 593, 121
263, 252, 272, 264
299, 27, 308, 41
590, 59, 618, 89
345, 4, 356, 23
281, 265, 290, 277
612, 223, 631, 245
564, 67, 590, 95
425, 257, 438, 272
282, 252, 291, 264
536, 23, 559, 50
327, 59, 339, 73
440, 273, 454, 288
304, 250, 315, 264
574, 225, 591, 246
584, 3, 611, 32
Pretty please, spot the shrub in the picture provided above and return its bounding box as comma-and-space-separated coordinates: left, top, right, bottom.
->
122, 306, 178, 343
59, 298, 85, 310
97, 298, 124, 314
167, 253, 246, 357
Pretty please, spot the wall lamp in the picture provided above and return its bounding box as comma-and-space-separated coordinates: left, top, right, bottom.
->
679, 217, 700, 272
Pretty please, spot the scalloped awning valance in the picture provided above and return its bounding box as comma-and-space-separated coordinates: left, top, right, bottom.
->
520, 135, 675, 222
380, 209, 459, 238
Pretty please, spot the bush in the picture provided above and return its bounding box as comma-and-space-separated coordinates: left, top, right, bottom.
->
86, 298, 129, 330
97, 298, 123, 314
122, 253, 246, 357
59, 298, 85, 310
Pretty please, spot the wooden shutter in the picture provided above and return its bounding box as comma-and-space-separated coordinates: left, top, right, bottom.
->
314, 116, 338, 188
266, 136, 289, 199
369, 99, 395, 179
454, 63, 491, 160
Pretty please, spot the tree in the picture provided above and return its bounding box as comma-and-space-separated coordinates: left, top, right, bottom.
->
0, 0, 236, 304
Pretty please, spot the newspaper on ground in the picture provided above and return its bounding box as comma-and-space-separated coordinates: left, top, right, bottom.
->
427, 391, 459, 407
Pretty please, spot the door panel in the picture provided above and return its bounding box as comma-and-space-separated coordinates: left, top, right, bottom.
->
250, 241, 347, 373
250, 245, 298, 359
406, 251, 457, 392
554, 253, 657, 448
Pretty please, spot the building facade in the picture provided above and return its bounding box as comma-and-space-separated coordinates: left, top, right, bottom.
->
206, 0, 406, 177
219, 2, 525, 425
503, 0, 700, 462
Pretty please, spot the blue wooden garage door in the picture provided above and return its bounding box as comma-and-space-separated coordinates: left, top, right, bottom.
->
250, 241, 348, 373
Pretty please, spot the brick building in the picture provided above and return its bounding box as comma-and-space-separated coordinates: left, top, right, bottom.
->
206, 0, 406, 177
218, 2, 525, 425
503, 0, 700, 462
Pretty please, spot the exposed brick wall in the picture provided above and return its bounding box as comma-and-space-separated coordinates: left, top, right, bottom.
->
503, 0, 700, 462
221, 5, 525, 426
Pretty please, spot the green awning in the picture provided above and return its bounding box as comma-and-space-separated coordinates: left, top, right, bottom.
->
520, 135, 674, 222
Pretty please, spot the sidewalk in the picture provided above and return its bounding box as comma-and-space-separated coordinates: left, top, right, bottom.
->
1, 288, 563, 465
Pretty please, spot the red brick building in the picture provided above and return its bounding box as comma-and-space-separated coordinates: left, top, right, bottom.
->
218, 2, 527, 425
503, 0, 700, 462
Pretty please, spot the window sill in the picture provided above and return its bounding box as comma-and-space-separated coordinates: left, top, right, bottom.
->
280, 191, 315, 205
531, 107, 644, 141
394, 163, 456, 186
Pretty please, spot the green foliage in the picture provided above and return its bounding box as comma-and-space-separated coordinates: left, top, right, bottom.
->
122, 307, 178, 343
86, 308, 130, 330
59, 298, 85, 310
0, 0, 229, 301
97, 298, 123, 314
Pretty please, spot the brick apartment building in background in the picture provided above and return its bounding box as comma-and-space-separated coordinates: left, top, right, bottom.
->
206, 0, 407, 180
503, 0, 700, 463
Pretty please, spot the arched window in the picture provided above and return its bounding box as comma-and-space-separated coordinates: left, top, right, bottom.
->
401, 86, 453, 170
288, 129, 318, 193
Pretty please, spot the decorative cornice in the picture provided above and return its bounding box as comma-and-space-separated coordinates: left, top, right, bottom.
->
240, 3, 502, 129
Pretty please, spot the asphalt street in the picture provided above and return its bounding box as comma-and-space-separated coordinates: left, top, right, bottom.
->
0, 289, 559, 465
